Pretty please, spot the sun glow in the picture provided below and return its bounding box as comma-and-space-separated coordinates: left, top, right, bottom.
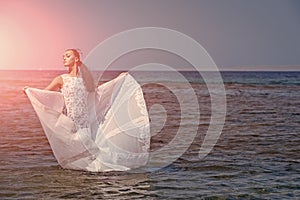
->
0, 1, 68, 70
0, 11, 20, 69
0, 2, 34, 69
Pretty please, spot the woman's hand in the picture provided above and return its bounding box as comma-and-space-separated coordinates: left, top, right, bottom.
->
23, 86, 29, 94
119, 72, 128, 76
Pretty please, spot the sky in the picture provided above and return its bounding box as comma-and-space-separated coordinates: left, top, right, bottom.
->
0, 0, 300, 71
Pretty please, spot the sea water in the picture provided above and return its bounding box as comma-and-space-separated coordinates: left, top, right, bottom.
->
0, 70, 299, 199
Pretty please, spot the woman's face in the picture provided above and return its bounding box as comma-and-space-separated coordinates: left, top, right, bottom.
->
63, 50, 79, 67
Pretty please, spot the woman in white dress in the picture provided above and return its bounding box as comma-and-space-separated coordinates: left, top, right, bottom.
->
24, 49, 150, 172
44, 49, 95, 130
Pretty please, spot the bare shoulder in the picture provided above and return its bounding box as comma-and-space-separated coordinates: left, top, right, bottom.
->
44, 75, 63, 91
53, 75, 63, 85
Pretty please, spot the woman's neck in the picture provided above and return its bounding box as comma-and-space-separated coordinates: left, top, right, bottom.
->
68, 64, 78, 77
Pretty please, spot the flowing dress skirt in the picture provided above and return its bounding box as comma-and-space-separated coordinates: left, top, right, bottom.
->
25, 74, 150, 172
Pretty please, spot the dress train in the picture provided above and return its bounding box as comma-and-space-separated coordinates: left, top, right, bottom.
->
25, 74, 150, 172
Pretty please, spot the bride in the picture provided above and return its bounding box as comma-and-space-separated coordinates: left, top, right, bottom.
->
24, 49, 150, 172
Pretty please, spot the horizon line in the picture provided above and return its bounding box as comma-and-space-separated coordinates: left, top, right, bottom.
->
1, 69, 300, 72
0, 65, 300, 72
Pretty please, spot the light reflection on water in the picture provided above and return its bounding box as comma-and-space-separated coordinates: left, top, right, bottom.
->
0, 70, 299, 199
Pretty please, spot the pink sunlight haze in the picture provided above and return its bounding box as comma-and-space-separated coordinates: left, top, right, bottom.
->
0, 0, 300, 71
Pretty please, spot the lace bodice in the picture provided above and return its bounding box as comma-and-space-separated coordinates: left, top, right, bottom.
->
61, 74, 89, 129
26, 73, 150, 172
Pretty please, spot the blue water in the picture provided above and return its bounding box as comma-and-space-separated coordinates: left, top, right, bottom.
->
0, 70, 299, 199
221, 71, 300, 85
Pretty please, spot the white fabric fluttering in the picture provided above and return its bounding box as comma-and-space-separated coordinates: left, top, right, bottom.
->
25, 73, 150, 172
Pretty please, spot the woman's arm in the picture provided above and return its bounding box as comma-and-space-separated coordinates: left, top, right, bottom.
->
23, 75, 62, 94
44, 76, 63, 91
79, 62, 95, 92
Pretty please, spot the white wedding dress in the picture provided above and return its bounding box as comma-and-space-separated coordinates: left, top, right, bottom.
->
25, 73, 150, 172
